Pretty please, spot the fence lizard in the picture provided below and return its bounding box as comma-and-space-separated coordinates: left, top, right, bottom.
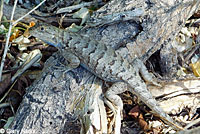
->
29, 22, 183, 131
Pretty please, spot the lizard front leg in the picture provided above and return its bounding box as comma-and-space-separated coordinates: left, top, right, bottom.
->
54, 49, 80, 74
61, 49, 80, 69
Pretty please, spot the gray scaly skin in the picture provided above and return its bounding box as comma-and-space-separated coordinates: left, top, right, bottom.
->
29, 22, 182, 130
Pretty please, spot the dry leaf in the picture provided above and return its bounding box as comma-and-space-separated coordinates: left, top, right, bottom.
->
13, 35, 31, 51
29, 21, 35, 27
9, 29, 20, 41
190, 60, 200, 76
129, 105, 149, 130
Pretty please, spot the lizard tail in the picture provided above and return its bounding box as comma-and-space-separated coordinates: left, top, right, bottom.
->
123, 76, 183, 130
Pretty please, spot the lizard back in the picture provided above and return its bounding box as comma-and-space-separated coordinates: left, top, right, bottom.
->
29, 23, 180, 129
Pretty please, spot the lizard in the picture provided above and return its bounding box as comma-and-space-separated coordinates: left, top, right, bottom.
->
29, 22, 183, 132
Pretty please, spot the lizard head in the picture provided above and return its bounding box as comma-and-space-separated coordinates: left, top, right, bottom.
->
29, 22, 64, 48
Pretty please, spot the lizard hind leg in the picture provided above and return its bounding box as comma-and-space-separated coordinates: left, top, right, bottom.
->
104, 82, 128, 134
133, 58, 161, 86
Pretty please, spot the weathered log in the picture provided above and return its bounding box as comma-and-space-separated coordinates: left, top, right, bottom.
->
9, 52, 200, 133
10, 52, 104, 134
9, 0, 200, 133
78, 0, 200, 76
82, 0, 200, 62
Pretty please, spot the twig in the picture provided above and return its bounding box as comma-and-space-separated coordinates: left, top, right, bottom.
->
184, 117, 200, 130
12, 0, 46, 26
0, 0, 18, 81
0, 0, 4, 22
0, 102, 10, 108
11, 53, 42, 83
184, 45, 199, 63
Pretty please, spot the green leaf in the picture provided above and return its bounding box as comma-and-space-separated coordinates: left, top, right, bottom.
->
4, 0, 9, 4
2, 16, 9, 28
66, 23, 83, 33
72, 7, 90, 25
3, 116, 14, 129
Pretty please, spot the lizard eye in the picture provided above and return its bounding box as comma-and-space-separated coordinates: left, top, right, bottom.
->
40, 27, 44, 31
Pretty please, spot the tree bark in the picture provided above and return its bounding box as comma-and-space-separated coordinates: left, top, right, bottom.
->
9, 0, 200, 133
